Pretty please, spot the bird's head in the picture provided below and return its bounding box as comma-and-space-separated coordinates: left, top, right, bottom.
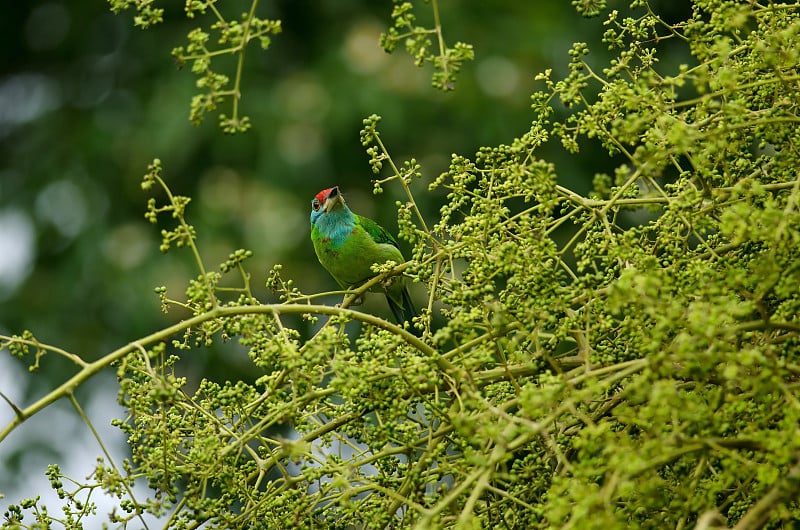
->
310, 186, 346, 224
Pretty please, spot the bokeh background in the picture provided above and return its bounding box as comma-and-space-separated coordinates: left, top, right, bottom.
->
0, 0, 690, 523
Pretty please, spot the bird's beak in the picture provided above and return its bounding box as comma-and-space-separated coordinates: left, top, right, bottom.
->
323, 186, 344, 212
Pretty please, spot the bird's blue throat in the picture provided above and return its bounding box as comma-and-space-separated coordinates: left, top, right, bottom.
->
312, 206, 356, 247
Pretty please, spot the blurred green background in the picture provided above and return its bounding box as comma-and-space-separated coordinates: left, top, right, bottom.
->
0, 1, 600, 369
0, 0, 691, 516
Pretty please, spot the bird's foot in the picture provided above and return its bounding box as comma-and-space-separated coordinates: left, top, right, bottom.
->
381, 276, 398, 290
342, 294, 364, 307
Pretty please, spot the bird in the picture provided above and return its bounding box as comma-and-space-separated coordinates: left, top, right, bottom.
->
310, 186, 418, 331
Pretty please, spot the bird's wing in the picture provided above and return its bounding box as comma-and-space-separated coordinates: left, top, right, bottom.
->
356, 214, 400, 248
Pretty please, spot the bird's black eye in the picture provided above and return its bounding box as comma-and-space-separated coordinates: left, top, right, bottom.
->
312, 198, 320, 211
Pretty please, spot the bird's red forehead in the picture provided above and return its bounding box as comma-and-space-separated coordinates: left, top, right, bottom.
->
315, 188, 333, 202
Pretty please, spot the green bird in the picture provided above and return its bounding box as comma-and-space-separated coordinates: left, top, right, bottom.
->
310, 186, 417, 329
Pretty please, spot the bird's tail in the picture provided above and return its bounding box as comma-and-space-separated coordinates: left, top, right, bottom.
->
387, 286, 421, 336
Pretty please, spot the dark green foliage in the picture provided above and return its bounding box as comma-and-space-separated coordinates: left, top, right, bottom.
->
3, 1, 800, 529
